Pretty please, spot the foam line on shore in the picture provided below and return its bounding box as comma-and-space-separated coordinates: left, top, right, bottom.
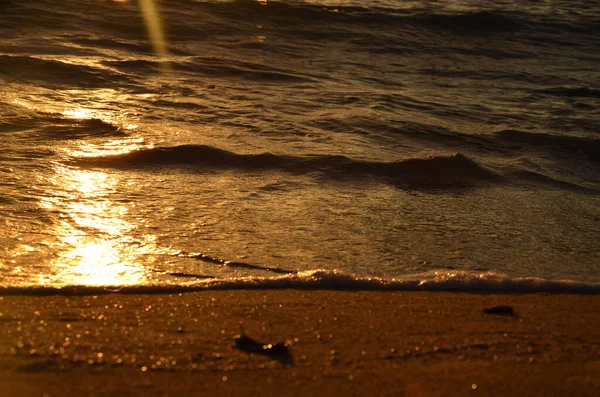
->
2, 270, 599, 296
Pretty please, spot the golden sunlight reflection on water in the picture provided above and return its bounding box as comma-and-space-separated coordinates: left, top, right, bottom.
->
12, 90, 141, 132
27, 93, 163, 287
67, 138, 151, 158
62, 105, 139, 131
42, 165, 156, 286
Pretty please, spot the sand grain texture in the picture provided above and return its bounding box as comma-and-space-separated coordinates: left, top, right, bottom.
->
0, 291, 598, 396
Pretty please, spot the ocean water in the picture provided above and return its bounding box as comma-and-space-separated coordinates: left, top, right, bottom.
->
1, 0, 599, 293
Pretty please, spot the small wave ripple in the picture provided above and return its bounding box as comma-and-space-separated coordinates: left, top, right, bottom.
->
494, 129, 600, 163
536, 86, 600, 99
0, 55, 132, 88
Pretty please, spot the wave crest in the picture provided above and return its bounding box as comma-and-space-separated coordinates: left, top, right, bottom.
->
75, 145, 498, 187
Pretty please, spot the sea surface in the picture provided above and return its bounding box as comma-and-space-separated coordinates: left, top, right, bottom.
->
1, 0, 599, 293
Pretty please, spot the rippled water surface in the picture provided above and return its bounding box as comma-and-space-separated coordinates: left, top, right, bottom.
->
1, 0, 599, 289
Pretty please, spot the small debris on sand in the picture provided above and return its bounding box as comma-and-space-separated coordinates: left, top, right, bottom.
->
483, 305, 516, 316
234, 326, 294, 364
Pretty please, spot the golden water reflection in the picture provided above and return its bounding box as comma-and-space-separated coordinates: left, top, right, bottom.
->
44, 165, 155, 286
67, 137, 151, 158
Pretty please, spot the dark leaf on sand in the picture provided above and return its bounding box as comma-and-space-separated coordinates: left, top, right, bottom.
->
483, 305, 516, 316
234, 327, 294, 365
17, 359, 61, 372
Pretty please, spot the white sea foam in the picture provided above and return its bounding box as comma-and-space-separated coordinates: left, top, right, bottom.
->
183, 270, 600, 293
2, 270, 599, 295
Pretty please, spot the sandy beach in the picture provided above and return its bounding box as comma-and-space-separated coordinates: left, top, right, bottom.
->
2, 1, 600, 396
0, 291, 598, 396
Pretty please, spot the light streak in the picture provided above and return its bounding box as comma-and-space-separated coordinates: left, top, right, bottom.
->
138, 0, 170, 71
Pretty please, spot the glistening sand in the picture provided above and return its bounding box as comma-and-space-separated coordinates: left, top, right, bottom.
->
1, 291, 598, 396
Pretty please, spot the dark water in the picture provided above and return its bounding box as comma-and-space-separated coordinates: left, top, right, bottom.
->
1, 0, 599, 291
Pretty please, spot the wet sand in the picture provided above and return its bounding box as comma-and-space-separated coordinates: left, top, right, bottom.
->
1, 291, 599, 396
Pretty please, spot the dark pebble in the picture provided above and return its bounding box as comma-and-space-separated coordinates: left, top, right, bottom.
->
483, 305, 516, 316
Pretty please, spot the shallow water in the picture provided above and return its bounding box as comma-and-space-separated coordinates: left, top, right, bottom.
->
1, 0, 599, 291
